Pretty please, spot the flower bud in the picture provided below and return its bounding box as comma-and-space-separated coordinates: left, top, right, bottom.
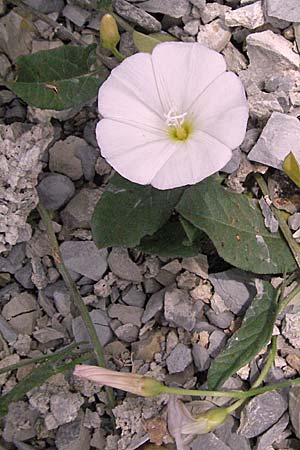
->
74, 365, 164, 397
100, 14, 120, 50
181, 406, 228, 435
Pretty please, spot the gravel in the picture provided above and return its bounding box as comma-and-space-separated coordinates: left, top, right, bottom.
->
37, 174, 75, 211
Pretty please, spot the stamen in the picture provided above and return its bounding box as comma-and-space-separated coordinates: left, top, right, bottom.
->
164, 109, 188, 128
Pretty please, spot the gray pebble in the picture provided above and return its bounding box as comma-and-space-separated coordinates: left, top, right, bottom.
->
139, 0, 190, 18
14, 262, 34, 289
33, 327, 64, 344
5, 99, 26, 123
122, 286, 146, 307
256, 412, 289, 450
108, 248, 142, 282
215, 415, 251, 450
108, 304, 144, 327
209, 269, 256, 315
192, 344, 211, 371
142, 288, 165, 323
265, 0, 299, 22
238, 391, 288, 438
50, 393, 83, 425
72, 309, 113, 347
289, 386, 300, 439
60, 241, 107, 281
61, 188, 102, 230
114, 323, 139, 343
0, 315, 17, 343
37, 174, 75, 211
74, 144, 98, 181
55, 416, 91, 450
3, 402, 38, 443
23, 0, 64, 13
164, 288, 196, 331
114, 0, 161, 32
208, 330, 227, 357
62, 4, 90, 27
206, 309, 234, 329
166, 343, 192, 374
288, 212, 300, 231
191, 433, 231, 450
258, 197, 279, 233
83, 120, 98, 147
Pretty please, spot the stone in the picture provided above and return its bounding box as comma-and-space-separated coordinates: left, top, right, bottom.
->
14, 262, 34, 289
61, 188, 102, 230
197, 19, 231, 52
2, 292, 37, 334
74, 143, 98, 181
55, 416, 91, 450
5, 100, 27, 124
62, 4, 90, 26
192, 343, 211, 371
50, 393, 83, 425
108, 304, 144, 327
288, 213, 300, 231
3, 401, 38, 442
0, 123, 53, 253
225, 1, 265, 29
190, 0, 205, 9
214, 415, 251, 450
49, 136, 86, 180
164, 288, 197, 331
181, 255, 208, 279
108, 248, 142, 282
53, 290, 71, 317
142, 288, 165, 323
72, 309, 113, 347
191, 433, 231, 450
200, 3, 230, 24
0, 10, 37, 61
248, 112, 300, 169
246, 30, 300, 71
238, 391, 288, 438
221, 148, 241, 174
222, 42, 247, 74
60, 241, 107, 281
265, 0, 300, 22
114, 0, 161, 32
183, 19, 200, 36
209, 269, 256, 315
122, 286, 146, 307
37, 174, 75, 211
208, 330, 227, 357
24, 0, 64, 13
166, 343, 192, 374
114, 323, 139, 343
33, 328, 65, 344
0, 354, 20, 385
282, 312, 300, 348
0, 315, 18, 343
289, 386, 300, 439
258, 197, 279, 233
139, 0, 190, 18
206, 309, 233, 329
256, 412, 289, 450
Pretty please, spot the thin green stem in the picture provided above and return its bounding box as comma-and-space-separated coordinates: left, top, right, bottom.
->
37, 204, 115, 409
278, 279, 300, 313
111, 46, 125, 61
255, 174, 300, 268
0, 342, 90, 375
162, 385, 246, 399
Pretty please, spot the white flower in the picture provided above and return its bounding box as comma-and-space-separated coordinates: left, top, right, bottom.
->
96, 42, 248, 190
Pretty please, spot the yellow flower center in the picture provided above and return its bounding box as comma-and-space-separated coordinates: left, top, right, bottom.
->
164, 109, 192, 142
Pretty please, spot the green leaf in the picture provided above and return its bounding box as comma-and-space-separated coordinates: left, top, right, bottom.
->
133, 30, 177, 53
207, 281, 277, 390
176, 177, 297, 274
138, 220, 202, 257
283, 151, 300, 188
6, 44, 108, 110
91, 174, 183, 248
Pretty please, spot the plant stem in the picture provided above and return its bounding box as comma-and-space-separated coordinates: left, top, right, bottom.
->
37, 204, 115, 409
278, 279, 300, 313
255, 174, 300, 268
112, 46, 125, 61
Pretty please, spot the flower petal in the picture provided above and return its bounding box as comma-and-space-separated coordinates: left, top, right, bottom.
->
151, 130, 232, 189
190, 72, 248, 148
98, 52, 165, 132
151, 42, 226, 114
96, 119, 177, 185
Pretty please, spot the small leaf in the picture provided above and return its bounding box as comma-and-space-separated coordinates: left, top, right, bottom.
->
133, 30, 177, 53
6, 44, 108, 110
138, 220, 203, 257
283, 151, 300, 188
176, 177, 296, 274
207, 281, 277, 390
91, 174, 183, 248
